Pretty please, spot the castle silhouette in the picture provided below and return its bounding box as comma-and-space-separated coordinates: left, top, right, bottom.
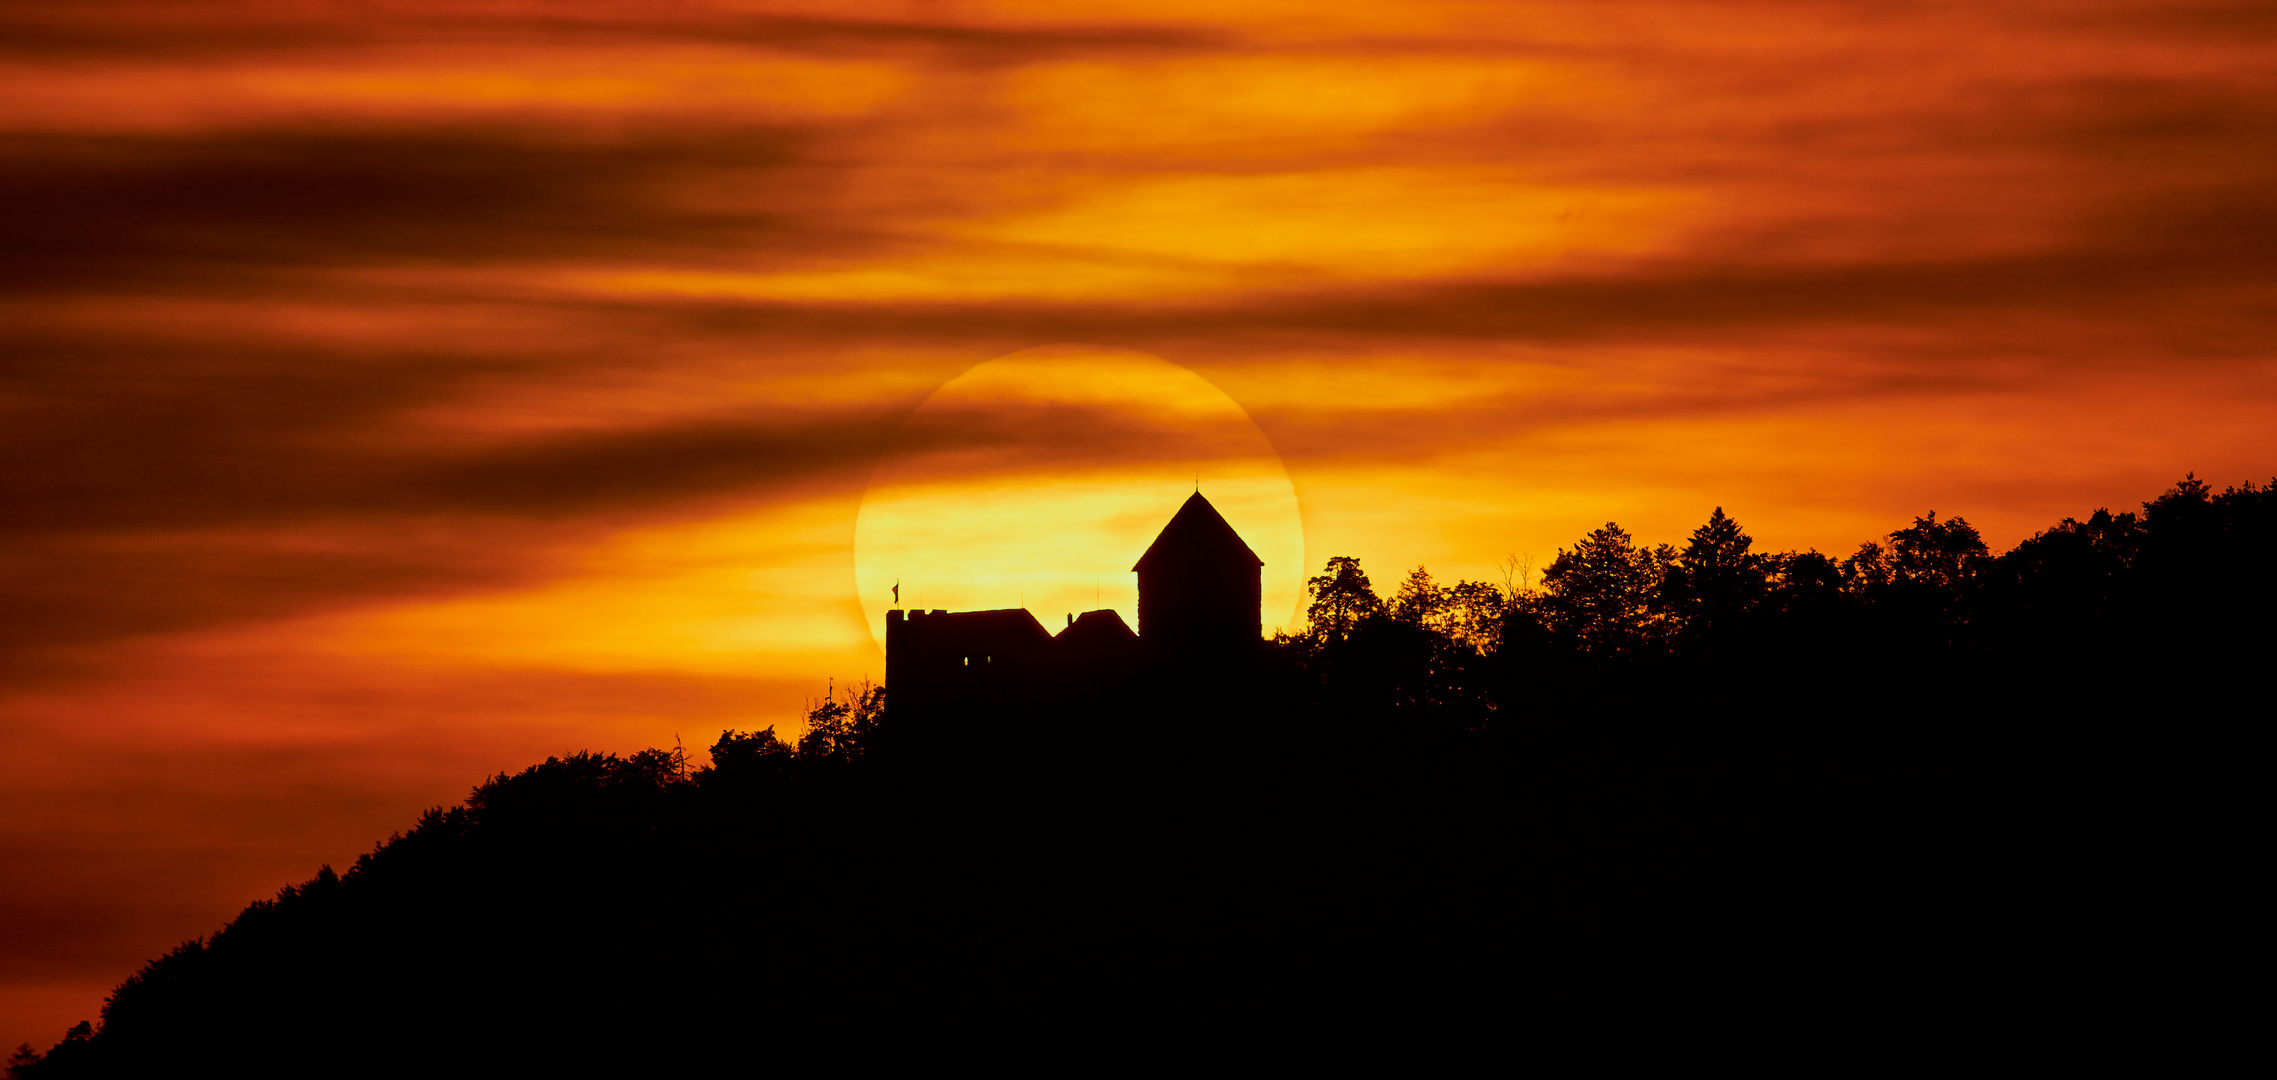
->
884, 491, 1263, 723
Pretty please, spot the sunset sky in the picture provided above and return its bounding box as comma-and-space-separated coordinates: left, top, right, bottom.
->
6, 0, 2276, 1048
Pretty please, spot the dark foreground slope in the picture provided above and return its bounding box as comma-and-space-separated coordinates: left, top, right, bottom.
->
5, 707, 2149, 1075
13, 476, 2266, 1074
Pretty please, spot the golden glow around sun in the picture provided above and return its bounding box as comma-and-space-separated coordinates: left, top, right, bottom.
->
854, 345, 1305, 651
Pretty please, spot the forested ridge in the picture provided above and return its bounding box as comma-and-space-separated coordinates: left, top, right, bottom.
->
1278, 472, 2270, 743
13, 475, 2267, 1074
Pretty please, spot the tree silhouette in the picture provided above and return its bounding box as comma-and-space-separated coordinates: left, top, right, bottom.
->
795, 677, 884, 763
1837, 541, 1886, 592
1538, 522, 1673, 655
1389, 566, 1444, 627
1886, 511, 1988, 592
1663, 507, 1769, 641
1437, 580, 1507, 654
1768, 549, 1844, 618
1304, 556, 1380, 643
706, 725, 794, 785
1389, 567, 1507, 654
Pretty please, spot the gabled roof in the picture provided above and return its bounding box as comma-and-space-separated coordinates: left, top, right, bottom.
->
1052, 608, 1140, 662
925, 608, 1053, 648
1056, 607, 1138, 645
1131, 492, 1264, 572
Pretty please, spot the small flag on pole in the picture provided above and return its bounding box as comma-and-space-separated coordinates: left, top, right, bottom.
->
892, 580, 900, 607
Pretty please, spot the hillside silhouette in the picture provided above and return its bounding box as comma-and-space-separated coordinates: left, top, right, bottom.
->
10, 475, 2269, 1074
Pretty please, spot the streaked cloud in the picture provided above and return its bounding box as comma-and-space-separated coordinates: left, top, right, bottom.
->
6, 0, 2277, 1052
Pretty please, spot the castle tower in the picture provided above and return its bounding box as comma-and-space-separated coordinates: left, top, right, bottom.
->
1132, 491, 1263, 656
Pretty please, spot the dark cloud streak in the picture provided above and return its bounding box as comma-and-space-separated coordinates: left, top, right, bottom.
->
0, 126, 848, 291
0, 4, 1229, 63
0, 406, 902, 660
1, 385, 899, 535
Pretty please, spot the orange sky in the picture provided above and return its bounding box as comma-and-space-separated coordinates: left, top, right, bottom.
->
6, 0, 2276, 1049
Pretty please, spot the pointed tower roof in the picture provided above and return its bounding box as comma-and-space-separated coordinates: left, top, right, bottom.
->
1132, 491, 1263, 572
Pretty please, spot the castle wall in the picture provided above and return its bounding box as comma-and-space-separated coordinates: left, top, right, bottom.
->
885, 608, 1055, 724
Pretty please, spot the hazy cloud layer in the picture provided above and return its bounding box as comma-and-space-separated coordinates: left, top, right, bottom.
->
6, 0, 2277, 1051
